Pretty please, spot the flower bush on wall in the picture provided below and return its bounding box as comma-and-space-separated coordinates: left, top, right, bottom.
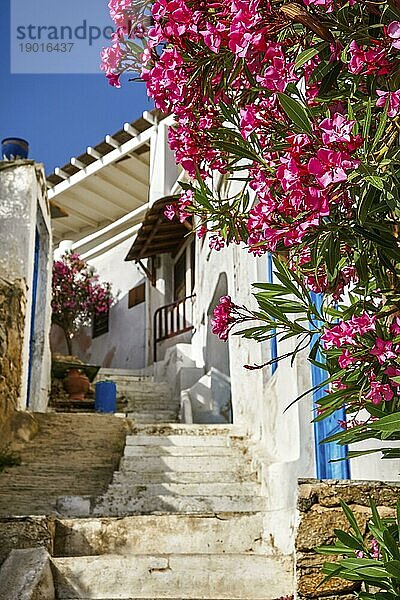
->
101, 0, 400, 456
52, 252, 113, 355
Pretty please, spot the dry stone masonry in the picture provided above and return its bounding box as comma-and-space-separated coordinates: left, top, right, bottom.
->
0, 277, 26, 447
296, 478, 400, 599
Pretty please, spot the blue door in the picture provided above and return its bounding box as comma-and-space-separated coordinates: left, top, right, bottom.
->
310, 292, 350, 479
27, 228, 40, 407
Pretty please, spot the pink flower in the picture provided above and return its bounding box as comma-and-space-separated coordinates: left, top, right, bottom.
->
197, 225, 208, 239
199, 22, 227, 54
308, 149, 358, 189
209, 235, 225, 251
303, 0, 335, 12
366, 381, 394, 404
376, 90, 400, 117
338, 348, 357, 368
370, 538, 380, 559
385, 366, 400, 387
321, 322, 357, 349
388, 21, 400, 49
211, 296, 235, 340
370, 338, 398, 365
164, 204, 176, 221
350, 313, 376, 335
348, 40, 392, 76
106, 73, 121, 88
390, 316, 400, 335
318, 114, 356, 145
240, 105, 263, 140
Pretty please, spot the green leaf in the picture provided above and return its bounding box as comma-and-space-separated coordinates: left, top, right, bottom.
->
370, 412, 400, 434
316, 544, 356, 555
372, 103, 389, 152
339, 500, 363, 540
277, 93, 313, 135
364, 175, 385, 191
363, 98, 372, 148
334, 529, 364, 550
295, 43, 327, 69
341, 558, 384, 570
383, 531, 400, 561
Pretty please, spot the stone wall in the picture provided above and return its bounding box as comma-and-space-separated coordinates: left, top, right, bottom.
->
0, 278, 26, 447
296, 479, 400, 599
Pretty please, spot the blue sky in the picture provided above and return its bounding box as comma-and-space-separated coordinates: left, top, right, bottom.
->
0, 1, 151, 174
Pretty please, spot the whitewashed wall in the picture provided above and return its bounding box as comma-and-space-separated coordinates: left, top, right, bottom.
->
0, 162, 52, 412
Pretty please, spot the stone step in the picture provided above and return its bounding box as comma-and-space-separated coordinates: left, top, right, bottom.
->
125, 435, 239, 447
52, 554, 293, 599
54, 513, 266, 557
126, 413, 178, 424
119, 455, 252, 473
97, 368, 154, 378
123, 446, 244, 458
92, 494, 266, 515
126, 424, 245, 436
112, 470, 258, 485
122, 394, 180, 412
99, 482, 260, 497
115, 391, 170, 397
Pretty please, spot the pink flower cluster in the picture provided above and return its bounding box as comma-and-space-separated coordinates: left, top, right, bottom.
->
348, 40, 392, 76
211, 296, 235, 341
52, 252, 113, 337
292, 246, 358, 299
322, 312, 400, 405
246, 114, 361, 254
321, 312, 377, 349
164, 189, 194, 223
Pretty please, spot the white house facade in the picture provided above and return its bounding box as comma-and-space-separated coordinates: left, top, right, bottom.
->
49, 111, 400, 560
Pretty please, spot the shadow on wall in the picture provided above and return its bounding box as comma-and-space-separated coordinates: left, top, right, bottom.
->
183, 368, 232, 424
50, 290, 146, 370
205, 273, 230, 377
181, 272, 232, 424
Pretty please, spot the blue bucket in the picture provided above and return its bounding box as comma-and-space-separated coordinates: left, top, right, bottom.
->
95, 381, 117, 413
2, 138, 29, 160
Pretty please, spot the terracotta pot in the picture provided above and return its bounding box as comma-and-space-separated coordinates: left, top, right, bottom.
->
64, 368, 90, 401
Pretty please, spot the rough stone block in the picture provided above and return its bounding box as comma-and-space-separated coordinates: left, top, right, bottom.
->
0, 516, 55, 566
0, 547, 55, 599
296, 504, 370, 551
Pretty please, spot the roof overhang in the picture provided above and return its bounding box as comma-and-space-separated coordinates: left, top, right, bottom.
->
47, 110, 164, 246
125, 196, 192, 262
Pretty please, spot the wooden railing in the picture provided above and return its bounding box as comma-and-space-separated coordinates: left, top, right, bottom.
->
153, 295, 195, 362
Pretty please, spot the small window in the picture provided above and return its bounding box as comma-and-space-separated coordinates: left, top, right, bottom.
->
128, 282, 146, 308
92, 310, 109, 338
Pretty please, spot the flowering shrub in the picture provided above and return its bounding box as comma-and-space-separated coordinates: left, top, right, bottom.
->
101, 0, 400, 455
316, 498, 400, 599
52, 252, 113, 355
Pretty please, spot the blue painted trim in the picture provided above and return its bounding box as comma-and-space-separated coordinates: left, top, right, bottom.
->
27, 228, 40, 407
267, 254, 278, 375
310, 292, 350, 479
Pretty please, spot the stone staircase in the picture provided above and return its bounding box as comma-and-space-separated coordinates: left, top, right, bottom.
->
0, 413, 127, 517
51, 422, 293, 599
98, 369, 180, 423
0, 370, 294, 598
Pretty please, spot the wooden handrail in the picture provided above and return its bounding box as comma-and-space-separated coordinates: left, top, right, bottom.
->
153, 295, 195, 362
